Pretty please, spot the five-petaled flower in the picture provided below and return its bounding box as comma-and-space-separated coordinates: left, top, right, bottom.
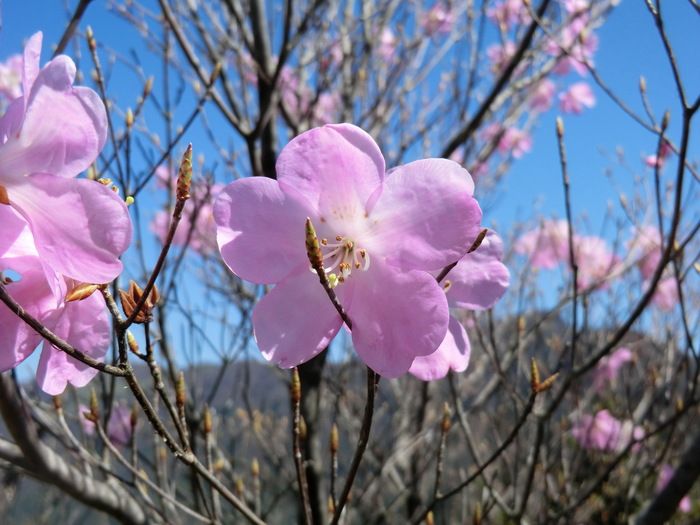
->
0, 32, 132, 287
215, 124, 483, 377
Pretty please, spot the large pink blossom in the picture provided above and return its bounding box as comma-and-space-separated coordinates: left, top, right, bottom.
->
0, 32, 132, 286
571, 409, 643, 452
0, 207, 109, 394
558, 82, 595, 114
215, 124, 482, 377
410, 231, 510, 380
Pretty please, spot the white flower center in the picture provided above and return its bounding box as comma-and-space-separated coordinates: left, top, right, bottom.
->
317, 235, 371, 287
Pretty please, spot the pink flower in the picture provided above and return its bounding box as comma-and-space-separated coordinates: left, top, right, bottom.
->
644, 141, 672, 168
515, 219, 570, 269
151, 166, 223, 255
277, 67, 340, 126
483, 124, 533, 159
486, 41, 517, 75
421, 2, 454, 36
559, 0, 590, 13
649, 276, 678, 311
214, 124, 482, 377
377, 27, 398, 63
0, 54, 23, 102
571, 410, 643, 452
0, 32, 132, 286
593, 347, 633, 390
656, 465, 692, 513
487, 0, 530, 29
548, 24, 598, 76
529, 79, 556, 112
627, 225, 662, 280
0, 207, 110, 394
410, 230, 511, 380
558, 82, 595, 114
81, 404, 134, 447
573, 235, 619, 289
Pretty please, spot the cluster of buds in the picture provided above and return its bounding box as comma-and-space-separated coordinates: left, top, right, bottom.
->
119, 280, 160, 323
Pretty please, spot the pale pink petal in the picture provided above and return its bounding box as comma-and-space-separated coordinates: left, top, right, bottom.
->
252, 263, 345, 367
36, 291, 109, 395
447, 230, 511, 310
214, 177, 312, 284
9, 174, 132, 284
349, 258, 449, 377
22, 32, 43, 98
275, 124, 386, 219
409, 316, 470, 380
0, 206, 30, 260
0, 264, 56, 372
0, 55, 107, 180
366, 159, 482, 271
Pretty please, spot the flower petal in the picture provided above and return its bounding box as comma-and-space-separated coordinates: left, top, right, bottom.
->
447, 230, 510, 310
0, 53, 107, 180
252, 263, 345, 367
214, 177, 312, 284
366, 159, 482, 271
36, 292, 109, 395
349, 258, 449, 377
409, 315, 471, 380
8, 174, 132, 284
276, 124, 386, 220
0, 263, 56, 372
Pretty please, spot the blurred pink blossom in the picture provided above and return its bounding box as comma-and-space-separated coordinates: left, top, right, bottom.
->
484, 123, 533, 159
573, 235, 620, 289
644, 141, 672, 168
81, 404, 133, 448
548, 22, 598, 76
410, 230, 511, 380
151, 166, 223, 255
529, 79, 556, 112
558, 82, 595, 114
559, 0, 590, 13
571, 410, 643, 452
656, 464, 692, 513
486, 41, 517, 75
421, 2, 454, 36
214, 124, 482, 378
487, 0, 530, 29
593, 347, 633, 390
377, 27, 398, 63
626, 225, 662, 280
648, 276, 678, 311
515, 219, 570, 269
